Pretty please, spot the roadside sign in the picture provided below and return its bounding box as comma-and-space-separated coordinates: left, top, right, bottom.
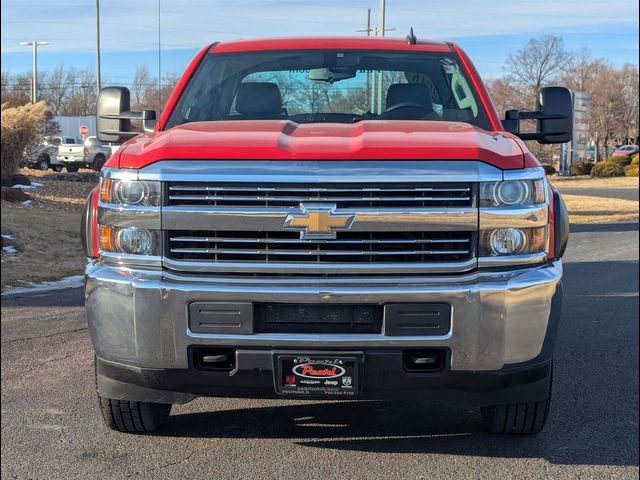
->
79, 125, 89, 137
569, 92, 590, 162
561, 91, 590, 175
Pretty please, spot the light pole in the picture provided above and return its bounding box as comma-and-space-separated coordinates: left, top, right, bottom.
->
19, 41, 50, 103
96, 0, 101, 93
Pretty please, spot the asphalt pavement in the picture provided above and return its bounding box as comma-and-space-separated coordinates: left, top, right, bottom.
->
1, 222, 638, 479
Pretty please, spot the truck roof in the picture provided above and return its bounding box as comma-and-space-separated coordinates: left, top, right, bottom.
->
211, 36, 453, 54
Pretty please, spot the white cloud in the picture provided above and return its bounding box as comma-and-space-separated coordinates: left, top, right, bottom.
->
1, 0, 637, 54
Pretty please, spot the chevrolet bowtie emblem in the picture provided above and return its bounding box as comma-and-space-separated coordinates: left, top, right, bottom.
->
283, 204, 355, 239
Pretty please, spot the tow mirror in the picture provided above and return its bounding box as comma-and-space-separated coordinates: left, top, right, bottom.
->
503, 86, 573, 144
97, 86, 157, 143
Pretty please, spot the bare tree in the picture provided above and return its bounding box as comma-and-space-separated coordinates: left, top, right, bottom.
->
41, 65, 72, 114
61, 68, 97, 116
561, 48, 605, 92
619, 64, 639, 145
505, 35, 573, 100
1, 74, 31, 107
486, 75, 529, 114
131, 65, 153, 110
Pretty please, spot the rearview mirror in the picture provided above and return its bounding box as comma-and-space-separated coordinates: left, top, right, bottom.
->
503, 86, 573, 144
308, 67, 357, 83
97, 86, 156, 143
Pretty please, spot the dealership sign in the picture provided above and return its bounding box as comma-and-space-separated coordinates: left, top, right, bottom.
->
569, 91, 590, 163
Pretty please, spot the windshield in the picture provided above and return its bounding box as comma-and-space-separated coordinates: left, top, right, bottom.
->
166, 50, 492, 130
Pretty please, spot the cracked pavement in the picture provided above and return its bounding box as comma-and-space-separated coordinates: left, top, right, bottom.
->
1, 223, 638, 479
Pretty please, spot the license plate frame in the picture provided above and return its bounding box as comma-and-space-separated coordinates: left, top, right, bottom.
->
274, 353, 362, 397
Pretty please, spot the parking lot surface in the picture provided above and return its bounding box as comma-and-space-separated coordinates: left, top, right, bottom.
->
1, 223, 638, 479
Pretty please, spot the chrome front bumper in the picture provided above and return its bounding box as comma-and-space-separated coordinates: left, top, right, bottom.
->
85, 260, 562, 372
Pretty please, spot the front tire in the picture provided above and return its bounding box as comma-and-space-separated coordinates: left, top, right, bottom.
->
92, 154, 106, 171
52, 165, 63, 172
39, 156, 50, 171
98, 396, 171, 433
66, 164, 80, 173
481, 361, 552, 435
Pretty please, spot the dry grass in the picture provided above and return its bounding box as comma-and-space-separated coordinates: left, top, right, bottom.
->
563, 194, 639, 224
1, 206, 85, 290
550, 176, 639, 189
1, 102, 49, 180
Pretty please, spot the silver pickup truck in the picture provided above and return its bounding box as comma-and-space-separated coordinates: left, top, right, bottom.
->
55, 136, 85, 172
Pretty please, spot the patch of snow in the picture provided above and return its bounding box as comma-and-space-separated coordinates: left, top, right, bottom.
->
2, 275, 84, 296
10, 184, 36, 189
31, 181, 44, 187
21, 200, 33, 206
1, 234, 15, 240
2, 246, 17, 254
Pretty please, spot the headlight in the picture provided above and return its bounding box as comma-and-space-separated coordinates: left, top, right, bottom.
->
99, 178, 161, 206
114, 181, 148, 205
490, 228, 526, 254
99, 225, 160, 255
480, 179, 545, 207
480, 227, 547, 257
496, 181, 529, 205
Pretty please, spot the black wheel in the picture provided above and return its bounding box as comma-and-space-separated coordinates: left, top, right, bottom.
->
66, 164, 80, 173
38, 156, 50, 171
52, 165, 63, 172
481, 361, 553, 435
98, 396, 172, 433
92, 154, 106, 171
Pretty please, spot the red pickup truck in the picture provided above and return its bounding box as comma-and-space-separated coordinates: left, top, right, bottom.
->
82, 35, 570, 435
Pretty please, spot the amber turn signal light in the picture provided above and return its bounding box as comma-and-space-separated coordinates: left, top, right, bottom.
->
99, 178, 112, 203
99, 225, 114, 251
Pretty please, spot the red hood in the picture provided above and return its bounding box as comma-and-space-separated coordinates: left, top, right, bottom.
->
115, 120, 525, 169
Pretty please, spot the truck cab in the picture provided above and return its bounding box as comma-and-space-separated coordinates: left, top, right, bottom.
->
82, 36, 570, 435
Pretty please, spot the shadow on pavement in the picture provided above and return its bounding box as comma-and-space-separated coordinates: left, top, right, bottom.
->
163, 261, 638, 467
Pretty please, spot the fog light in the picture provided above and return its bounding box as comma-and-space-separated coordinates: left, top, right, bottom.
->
115, 227, 153, 254
490, 228, 526, 255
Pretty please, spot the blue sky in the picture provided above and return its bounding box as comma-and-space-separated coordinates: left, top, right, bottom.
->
1, 0, 638, 84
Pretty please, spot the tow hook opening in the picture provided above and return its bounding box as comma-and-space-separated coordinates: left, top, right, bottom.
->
403, 349, 446, 371
192, 347, 236, 371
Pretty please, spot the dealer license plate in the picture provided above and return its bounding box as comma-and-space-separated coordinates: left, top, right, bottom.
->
275, 354, 361, 397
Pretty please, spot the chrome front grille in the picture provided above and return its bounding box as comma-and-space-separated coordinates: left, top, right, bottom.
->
167, 230, 475, 264
161, 177, 479, 275
167, 182, 474, 208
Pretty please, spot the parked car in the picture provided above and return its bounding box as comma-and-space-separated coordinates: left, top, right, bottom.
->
83, 136, 113, 171
82, 35, 571, 435
54, 136, 86, 172
23, 138, 65, 171
611, 145, 639, 158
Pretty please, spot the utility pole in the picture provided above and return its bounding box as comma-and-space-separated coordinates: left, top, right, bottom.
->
19, 41, 50, 103
375, 0, 395, 113
357, 9, 374, 113
356, 8, 373, 36
96, 0, 101, 93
